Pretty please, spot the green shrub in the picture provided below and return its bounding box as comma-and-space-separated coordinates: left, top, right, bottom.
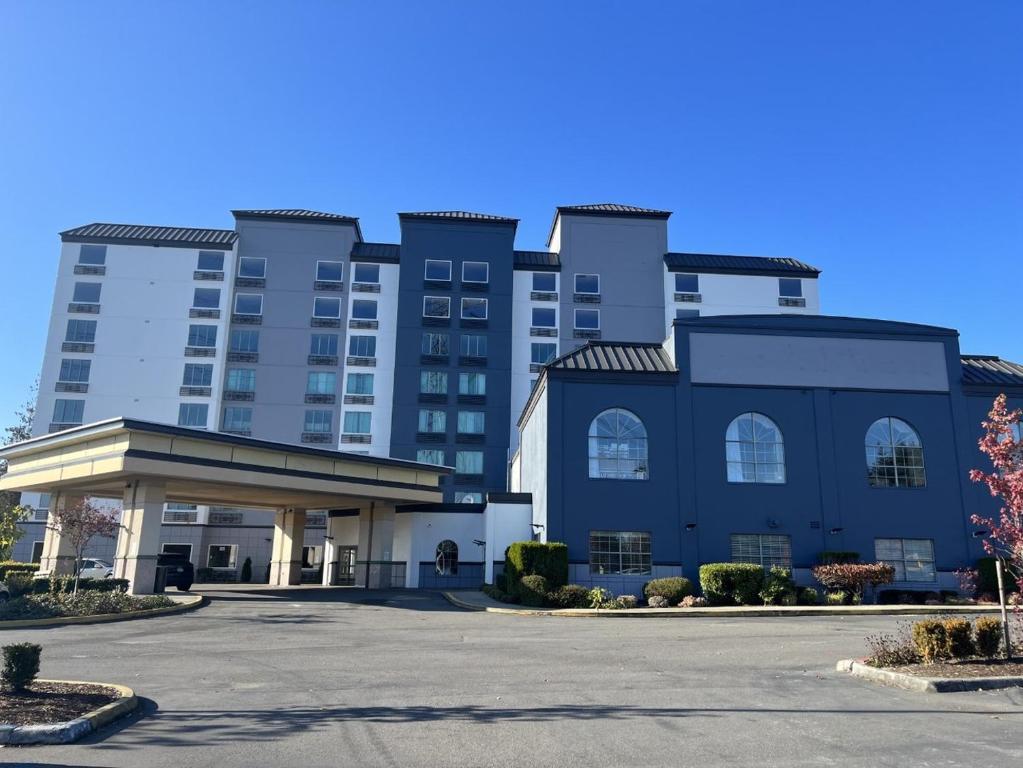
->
5, 572, 34, 597
481, 583, 518, 604
494, 572, 508, 593
759, 567, 797, 605
699, 563, 765, 605
518, 575, 549, 607
2, 642, 41, 692
613, 595, 638, 609
797, 587, 820, 605
643, 577, 693, 605
241, 557, 252, 583
943, 618, 974, 659
974, 616, 1003, 658
977, 557, 1018, 594
551, 584, 589, 608
818, 551, 860, 564
31, 577, 129, 595
0, 561, 39, 580
825, 591, 847, 605
504, 542, 568, 598
0, 591, 175, 622
911, 619, 950, 664
588, 586, 615, 609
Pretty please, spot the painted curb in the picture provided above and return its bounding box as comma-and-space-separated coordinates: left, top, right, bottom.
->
0, 680, 137, 745
0, 594, 206, 630
442, 591, 1004, 618
837, 658, 1023, 693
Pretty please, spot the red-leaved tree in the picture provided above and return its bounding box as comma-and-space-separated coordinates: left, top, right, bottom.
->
47, 496, 120, 594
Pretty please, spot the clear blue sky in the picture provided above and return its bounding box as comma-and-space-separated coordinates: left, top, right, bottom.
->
1, 1, 1020, 426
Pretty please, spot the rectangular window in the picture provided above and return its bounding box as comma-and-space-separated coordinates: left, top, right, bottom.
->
676, 309, 700, 319
457, 411, 485, 434
302, 546, 323, 568
875, 538, 936, 582
353, 263, 380, 283
675, 273, 699, 293
313, 297, 342, 318
53, 399, 84, 424
460, 334, 487, 357
307, 371, 337, 395
348, 335, 376, 357
531, 343, 557, 365
421, 332, 449, 355
238, 257, 266, 278
222, 406, 252, 431
423, 296, 451, 318
66, 319, 97, 343
574, 308, 600, 330
310, 334, 338, 356
531, 307, 556, 327
779, 278, 803, 298
425, 260, 452, 281
58, 359, 91, 383
346, 373, 374, 395
730, 534, 792, 570
192, 287, 220, 309
177, 403, 208, 428
462, 262, 489, 283
575, 274, 600, 294
343, 411, 372, 434
197, 251, 225, 271
458, 372, 486, 395
73, 282, 102, 303
188, 324, 217, 348
78, 244, 107, 265
588, 531, 651, 576
532, 272, 556, 292
455, 450, 484, 474
230, 329, 259, 353
182, 363, 213, 387
455, 491, 482, 503
418, 409, 446, 433
207, 544, 237, 569
420, 371, 448, 394
461, 297, 488, 320
234, 293, 263, 315
351, 299, 378, 320
316, 260, 343, 282
304, 410, 333, 434
225, 368, 255, 392
161, 543, 193, 559
417, 449, 445, 465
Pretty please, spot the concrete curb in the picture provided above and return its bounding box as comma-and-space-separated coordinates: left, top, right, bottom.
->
0, 680, 137, 745
442, 591, 1004, 618
836, 658, 1023, 693
0, 594, 206, 630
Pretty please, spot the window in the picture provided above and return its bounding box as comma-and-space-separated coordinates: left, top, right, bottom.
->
675, 273, 699, 293
351, 299, 377, 320
197, 251, 225, 271
455, 491, 482, 503
304, 410, 333, 434
425, 260, 452, 281
353, 263, 379, 283
531, 343, 557, 365
575, 309, 600, 330
162, 543, 193, 560
459, 372, 486, 395
310, 334, 338, 356
461, 297, 488, 320
225, 368, 255, 392
779, 278, 802, 298
436, 540, 458, 575
53, 399, 84, 424
316, 260, 343, 282
58, 359, 91, 383
207, 544, 237, 569
234, 293, 263, 315
423, 296, 451, 318
726, 412, 785, 484
177, 403, 208, 428
192, 288, 220, 309
238, 257, 266, 278
66, 319, 97, 343
188, 325, 217, 348
457, 411, 485, 434
575, 274, 600, 294
182, 363, 212, 387
31, 541, 44, 563
417, 449, 445, 465
875, 538, 936, 582
302, 546, 323, 569
73, 282, 101, 303
343, 412, 372, 434
462, 262, 489, 283
676, 309, 700, 319
349, 335, 376, 357
313, 297, 342, 318
532, 272, 556, 292
456, 451, 483, 474
421, 332, 449, 355
420, 371, 448, 394
588, 408, 648, 480
589, 531, 651, 575
230, 329, 259, 353
346, 373, 374, 395
866, 417, 926, 488
531, 307, 556, 327
223, 406, 252, 432
307, 371, 337, 394
418, 409, 446, 433
730, 534, 792, 569
460, 334, 487, 357
78, 244, 106, 265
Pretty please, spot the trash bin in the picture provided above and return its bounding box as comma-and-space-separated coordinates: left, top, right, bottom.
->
152, 565, 169, 594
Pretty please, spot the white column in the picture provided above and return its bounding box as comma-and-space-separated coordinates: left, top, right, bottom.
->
322, 514, 337, 587
38, 491, 79, 576
114, 481, 166, 595
268, 508, 306, 587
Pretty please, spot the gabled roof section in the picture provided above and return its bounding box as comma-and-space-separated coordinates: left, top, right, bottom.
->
547, 203, 671, 246
547, 341, 677, 374
961, 355, 1023, 387
231, 209, 363, 240
664, 252, 821, 278
351, 242, 400, 264
60, 223, 238, 249
398, 210, 518, 226
513, 250, 560, 271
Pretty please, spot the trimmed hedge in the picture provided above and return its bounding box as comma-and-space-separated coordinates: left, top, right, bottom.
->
518, 575, 549, 607
699, 563, 765, 606
0, 561, 39, 580
551, 584, 590, 608
643, 577, 693, 605
974, 617, 1002, 658
31, 577, 130, 595
2, 642, 41, 692
504, 541, 567, 598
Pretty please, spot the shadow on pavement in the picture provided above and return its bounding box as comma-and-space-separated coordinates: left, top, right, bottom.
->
195, 587, 465, 612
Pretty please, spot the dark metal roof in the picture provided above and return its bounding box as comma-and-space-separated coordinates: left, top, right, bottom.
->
232, 208, 359, 224
60, 223, 237, 249
664, 252, 821, 277
513, 250, 560, 271
351, 242, 400, 263
547, 342, 677, 374
398, 210, 519, 224
961, 356, 1023, 387
548, 203, 671, 245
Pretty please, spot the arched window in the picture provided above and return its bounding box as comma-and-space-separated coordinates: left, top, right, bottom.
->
866, 417, 925, 487
435, 540, 458, 576
725, 412, 785, 484
588, 408, 648, 480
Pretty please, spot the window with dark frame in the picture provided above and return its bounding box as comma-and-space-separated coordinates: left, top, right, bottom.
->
589, 531, 651, 575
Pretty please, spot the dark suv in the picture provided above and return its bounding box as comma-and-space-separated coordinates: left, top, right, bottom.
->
157, 552, 194, 591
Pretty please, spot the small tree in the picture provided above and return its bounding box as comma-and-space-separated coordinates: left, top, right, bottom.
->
47, 497, 119, 594
812, 562, 895, 602
0, 381, 38, 560
0, 503, 31, 561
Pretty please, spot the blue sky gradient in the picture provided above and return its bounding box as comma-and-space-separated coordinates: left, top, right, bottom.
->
1, 1, 1020, 424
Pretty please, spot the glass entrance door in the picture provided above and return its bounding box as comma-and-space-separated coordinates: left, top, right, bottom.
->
336, 546, 357, 586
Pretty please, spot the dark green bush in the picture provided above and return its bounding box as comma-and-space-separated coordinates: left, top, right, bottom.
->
504, 542, 568, 597
699, 563, 765, 605
943, 618, 974, 659
481, 583, 518, 604
817, 551, 860, 564
5, 572, 34, 597
30, 576, 129, 595
911, 619, 950, 664
974, 617, 1002, 658
797, 587, 820, 605
977, 557, 1017, 594
241, 557, 252, 583
643, 577, 693, 605
759, 566, 797, 605
518, 574, 549, 607
0, 561, 39, 580
0, 591, 175, 622
494, 572, 508, 593
2, 642, 41, 692
551, 584, 590, 608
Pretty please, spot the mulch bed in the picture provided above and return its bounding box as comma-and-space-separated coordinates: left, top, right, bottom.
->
0, 681, 118, 726
892, 658, 1023, 679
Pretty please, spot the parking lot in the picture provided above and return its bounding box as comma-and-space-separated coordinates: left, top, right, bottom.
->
11, 588, 1023, 767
